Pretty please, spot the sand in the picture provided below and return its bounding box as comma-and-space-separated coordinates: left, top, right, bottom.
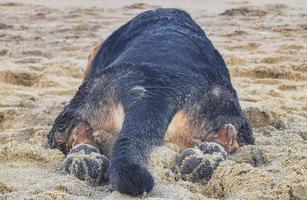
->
0, 0, 306, 199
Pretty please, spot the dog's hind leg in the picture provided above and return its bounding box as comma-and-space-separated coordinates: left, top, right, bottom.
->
48, 75, 126, 186
47, 79, 96, 154
174, 85, 254, 183
175, 124, 239, 183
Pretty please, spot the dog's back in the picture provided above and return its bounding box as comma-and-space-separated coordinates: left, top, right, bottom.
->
48, 8, 254, 195
86, 9, 230, 83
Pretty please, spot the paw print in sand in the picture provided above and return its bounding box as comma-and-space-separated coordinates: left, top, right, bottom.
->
175, 142, 227, 183
64, 144, 109, 186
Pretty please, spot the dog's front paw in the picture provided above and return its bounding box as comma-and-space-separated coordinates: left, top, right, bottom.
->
64, 144, 109, 186
175, 142, 227, 183
109, 159, 154, 195
176, 148, 215, 182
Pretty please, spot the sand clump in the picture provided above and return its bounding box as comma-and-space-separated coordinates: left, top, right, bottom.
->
0, 182, 16, 194
0, 141, 64, 165
220, 7, 267, 17
0, 69, 41, 87
243, 105, 286, 129
0, 1, 306, 199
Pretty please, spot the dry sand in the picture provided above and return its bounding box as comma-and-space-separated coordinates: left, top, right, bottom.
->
0, 0, 306, 199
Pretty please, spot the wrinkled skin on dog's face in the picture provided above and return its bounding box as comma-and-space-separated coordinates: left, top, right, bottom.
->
47, 8, 254, 196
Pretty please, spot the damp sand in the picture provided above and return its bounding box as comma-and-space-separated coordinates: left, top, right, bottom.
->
0, 0, 306, 199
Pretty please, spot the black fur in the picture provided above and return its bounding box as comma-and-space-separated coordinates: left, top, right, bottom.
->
48, 8, 254, 195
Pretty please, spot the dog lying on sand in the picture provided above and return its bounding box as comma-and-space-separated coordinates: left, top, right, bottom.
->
48, 8, 254, 195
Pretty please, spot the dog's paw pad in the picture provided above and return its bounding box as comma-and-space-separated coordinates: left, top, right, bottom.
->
176, 148, 215, 182
69, 143, 99, 154
198, 142, 227, 158
176, 148, 197, 165
177, 153, 214, 182
175, 143, 227, 183
181, 156, 203, 175
64, 149, 109, 185
193, 159, 214, 181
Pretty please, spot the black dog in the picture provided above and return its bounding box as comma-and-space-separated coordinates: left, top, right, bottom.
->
48, 8, 254, 195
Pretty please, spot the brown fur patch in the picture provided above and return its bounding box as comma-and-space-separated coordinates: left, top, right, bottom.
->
62, 101, 124, 154
84, 43, 103, 79
90, 103, 125, 154
165, 111, 240, 154
94, 103, 124, 138
165, 111, 204, 149
205, 124, 240, 154
66, 122, 96, 152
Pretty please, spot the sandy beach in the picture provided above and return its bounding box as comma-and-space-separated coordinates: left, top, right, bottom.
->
0, 0, 306, 199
